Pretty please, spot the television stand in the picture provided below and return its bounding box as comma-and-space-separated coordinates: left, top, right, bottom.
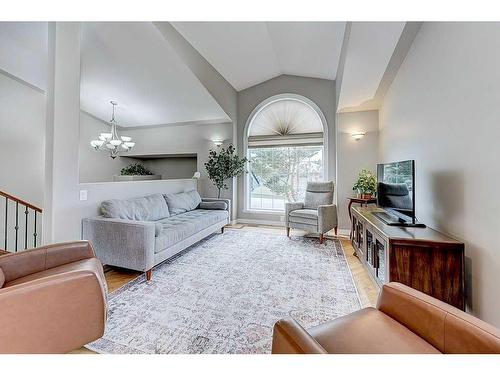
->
351, 206, 465, 310
372, 211, 426, 228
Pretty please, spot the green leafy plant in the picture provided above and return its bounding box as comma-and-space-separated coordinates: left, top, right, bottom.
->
120, 163, 153, 176
205, 145, 248, 198
353, 169, 377, 195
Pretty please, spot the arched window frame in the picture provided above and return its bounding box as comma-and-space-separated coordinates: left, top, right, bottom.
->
243, 93, 329, 213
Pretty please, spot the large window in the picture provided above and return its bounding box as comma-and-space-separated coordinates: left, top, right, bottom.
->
249, 145, 324, 210
245, 95, 327, 212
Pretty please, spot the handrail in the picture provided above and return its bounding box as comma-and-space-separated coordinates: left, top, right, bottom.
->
0, 190, 42, 213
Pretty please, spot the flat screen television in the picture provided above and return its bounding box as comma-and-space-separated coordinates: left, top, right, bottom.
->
374, 160, 425, 227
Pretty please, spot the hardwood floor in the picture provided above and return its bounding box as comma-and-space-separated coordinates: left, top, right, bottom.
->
70, 224, 378, 354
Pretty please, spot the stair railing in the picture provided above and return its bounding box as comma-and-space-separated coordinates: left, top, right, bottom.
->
0, 190, 42, 252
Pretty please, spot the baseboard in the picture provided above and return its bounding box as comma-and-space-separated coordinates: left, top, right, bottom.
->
236, 218, 285, 227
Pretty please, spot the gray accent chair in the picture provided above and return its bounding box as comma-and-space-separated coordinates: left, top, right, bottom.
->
285, 181, 338, 243
83, 191, 230, 281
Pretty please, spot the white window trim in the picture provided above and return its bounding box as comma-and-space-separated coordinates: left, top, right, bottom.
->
243, 93, 329, 214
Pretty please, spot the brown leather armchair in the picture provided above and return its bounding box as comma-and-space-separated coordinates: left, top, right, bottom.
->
272, 282, 500, 354
0, 241, 107, 353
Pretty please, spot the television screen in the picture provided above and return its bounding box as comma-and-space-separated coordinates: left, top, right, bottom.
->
376, 160, 415, 222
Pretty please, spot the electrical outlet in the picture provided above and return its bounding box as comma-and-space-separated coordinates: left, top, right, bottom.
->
79, 190, 88, 201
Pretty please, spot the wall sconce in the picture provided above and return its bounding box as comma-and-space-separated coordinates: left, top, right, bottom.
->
212, 139, 224, 147
351, 132, 366, 141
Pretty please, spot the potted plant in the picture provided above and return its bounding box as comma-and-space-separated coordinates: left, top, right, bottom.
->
205, 145, 248, 198
113, 163, 161, 181
352, 169, 377, 199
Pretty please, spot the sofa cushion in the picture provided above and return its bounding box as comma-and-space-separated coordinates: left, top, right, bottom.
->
163, 190, 202, 216
304, 181, 334, 209
308, 307, 440, 354
154, 209, 228, 253
101, 193, 170, 221
199, 201, 228, 210
289, 209, 318, 226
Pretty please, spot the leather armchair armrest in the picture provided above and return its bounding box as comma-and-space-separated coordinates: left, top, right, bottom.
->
285, 202, 304, 226
0, 241, 95, 283
318, 204, 338, 233
272, 317, 327, 354
0, 270, 106, 353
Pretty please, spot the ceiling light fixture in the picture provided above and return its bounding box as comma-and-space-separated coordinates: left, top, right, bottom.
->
351, 132, 366, 141
90, 101, 135, 159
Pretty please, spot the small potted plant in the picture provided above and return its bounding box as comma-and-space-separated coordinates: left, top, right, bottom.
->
353, 169, 377, 199
113, 163, 161, 181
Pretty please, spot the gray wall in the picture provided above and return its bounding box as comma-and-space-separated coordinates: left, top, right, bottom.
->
337, 110, 379, 231
143, 157, 197, 180
237, 74, 336, 224
123, 122, 233, 200
0, 71, 45, 207
379, 22, 500, 327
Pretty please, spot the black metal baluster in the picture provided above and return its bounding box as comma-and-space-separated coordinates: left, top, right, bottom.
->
4, 197, 7, 250
14, 202, 19, 252
24, 205, 29, 250
33, 211, 37, 248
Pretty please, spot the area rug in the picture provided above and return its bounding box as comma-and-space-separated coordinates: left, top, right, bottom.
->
86, 230, 361, 354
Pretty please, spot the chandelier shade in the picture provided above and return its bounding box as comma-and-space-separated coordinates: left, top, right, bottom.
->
90, 101, 135, 159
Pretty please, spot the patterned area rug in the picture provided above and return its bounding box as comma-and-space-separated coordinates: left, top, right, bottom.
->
86, 230, 361, 354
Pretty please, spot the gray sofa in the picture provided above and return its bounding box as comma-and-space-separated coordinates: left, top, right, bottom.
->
82, 190, 230, 280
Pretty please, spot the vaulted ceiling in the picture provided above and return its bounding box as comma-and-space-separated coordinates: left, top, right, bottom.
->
172, 22, 346, 91
0, 21, 412, 124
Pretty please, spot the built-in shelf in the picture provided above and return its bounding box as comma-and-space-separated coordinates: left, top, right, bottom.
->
120, 153, 197, 160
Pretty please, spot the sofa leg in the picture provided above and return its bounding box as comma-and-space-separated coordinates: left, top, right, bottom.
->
319, 233, 324, 244
221, 226, 225, 234
286, 227, 290, 237
334, 226, 338, 236
145, 269, 152, 281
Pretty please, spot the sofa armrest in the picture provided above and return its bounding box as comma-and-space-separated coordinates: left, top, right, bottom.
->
82, 216, 156, 272
272, 317, 327, 354
318, 204, 338, 233
0, 241, 95, 283
0, 270, 106, 353
201, 198, 231, 221
285, 202, 304, 226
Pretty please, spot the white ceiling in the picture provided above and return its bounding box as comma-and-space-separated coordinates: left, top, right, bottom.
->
0, 22, 47, 90
80, 22, 230, 127
172, 22, 346, 91
337, 22, 405, 112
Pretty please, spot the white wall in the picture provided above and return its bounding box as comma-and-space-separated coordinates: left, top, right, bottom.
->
379, 22, 500, 327
124, 122, 234, 200
0, 72, 45, 207
79, 111, 129, 183
337, 110, 379, 231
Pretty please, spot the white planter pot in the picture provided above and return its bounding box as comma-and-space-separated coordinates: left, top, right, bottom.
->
113, 175, 162, 181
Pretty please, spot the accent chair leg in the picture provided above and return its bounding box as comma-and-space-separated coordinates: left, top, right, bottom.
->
319, 233, 324, 244
221, 226, 225, 234
145, 269, 152, 281
334, 226, 338, 236
286, 227, 290, 237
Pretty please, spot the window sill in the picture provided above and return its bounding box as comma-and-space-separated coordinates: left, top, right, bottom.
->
243, 209, 284, 215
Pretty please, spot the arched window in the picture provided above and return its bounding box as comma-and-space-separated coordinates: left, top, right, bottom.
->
244, 94, 328, 212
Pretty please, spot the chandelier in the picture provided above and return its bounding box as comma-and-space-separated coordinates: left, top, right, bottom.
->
90, 101, 135, 159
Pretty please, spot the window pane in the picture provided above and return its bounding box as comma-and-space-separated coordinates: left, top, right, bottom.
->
249, 145, 323, 211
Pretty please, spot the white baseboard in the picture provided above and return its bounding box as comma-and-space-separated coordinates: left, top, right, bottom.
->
236, 218, 285, 227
